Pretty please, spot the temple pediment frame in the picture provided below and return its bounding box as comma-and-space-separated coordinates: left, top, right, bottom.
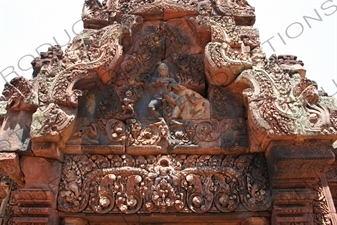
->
0, 0, 337, 224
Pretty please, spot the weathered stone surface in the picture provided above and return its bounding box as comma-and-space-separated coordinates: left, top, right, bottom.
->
0, 153, 24, 188
62, 217, 89, 225
10, 189, 60, 224
31, 142, 64, 162
272, 189, 316, 225
0, 111, 33, 154
230, 55, 337, 152
266, 141, 335, 189
1, 0, 334, 159
58, 153, 271, 214
312, 176, 337, 225
0, 177, 11, 218
326, 160, 337, 210
241, 217, 270, 225
59, 214, 271, 225
20, 156, 62, 198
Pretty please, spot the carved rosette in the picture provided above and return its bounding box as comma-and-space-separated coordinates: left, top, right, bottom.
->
58, 153, 271, 214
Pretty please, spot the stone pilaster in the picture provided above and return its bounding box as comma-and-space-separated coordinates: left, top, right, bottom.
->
312, 175, 337, 224
0, 177, 11, 221
8, 156, 62, 225
266, 141, 335, 225
0, 153, 24, 188
11, 190, 59, 225
272, 189, 315, 225
325, 159, 337, 209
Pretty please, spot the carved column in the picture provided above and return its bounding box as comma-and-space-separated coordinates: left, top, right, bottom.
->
9, 156, 62, 225
0, 177, 11, 223
272, 189, 315, 225
325, 158, 337, 210
11, 190, 59, 225
0, 153, 24, 188
266, 141, 336, 225
312, 175, 337, 224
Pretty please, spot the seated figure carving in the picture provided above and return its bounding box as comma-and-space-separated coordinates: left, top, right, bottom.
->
148, 62, 210, 120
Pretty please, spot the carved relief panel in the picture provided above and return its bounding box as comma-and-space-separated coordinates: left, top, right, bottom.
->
58, 7, 253, 156
1, 0, 337, 223
58, 153, 271, 214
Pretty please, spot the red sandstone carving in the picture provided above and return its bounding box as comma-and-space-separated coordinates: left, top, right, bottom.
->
0, 153, 24, 188
0, 0, 336, 224
58, 154, 271, 214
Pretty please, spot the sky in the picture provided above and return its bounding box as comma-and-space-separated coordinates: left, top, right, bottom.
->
0, 0, 336, 96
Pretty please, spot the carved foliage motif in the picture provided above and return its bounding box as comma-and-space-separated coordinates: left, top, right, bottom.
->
237, 55, 337, 144
67, 118, 126, 147
97, 84, 143, 120
126, 118, 169, 147
173, 54, 205, 94
82, 0, 109, 29
67, 117, 248, 152
312, 179, 333, 225
204, 41, 252, 86
58, 153, 271, 214
61, 25, 122, 75
1, 77, 38, 112
1, 0, 261, 154
0, 153, 24, 188
80, 0, 254, 26
208, 85, 245, 119
29, 24, 123, 145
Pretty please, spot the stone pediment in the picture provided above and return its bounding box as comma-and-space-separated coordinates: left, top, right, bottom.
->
0, 16, 335, 156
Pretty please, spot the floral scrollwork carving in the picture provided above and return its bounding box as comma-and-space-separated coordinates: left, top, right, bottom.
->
231, 55, 337, 151
58, 153, 271, 214
312, 179, 334, 225
127, 118, 169, 146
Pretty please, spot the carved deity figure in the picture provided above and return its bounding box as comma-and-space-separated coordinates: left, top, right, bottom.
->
165, 85, 210, 120
122, 90, 135, 115
148, 63, 179, 118
148, 63, 210, 120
